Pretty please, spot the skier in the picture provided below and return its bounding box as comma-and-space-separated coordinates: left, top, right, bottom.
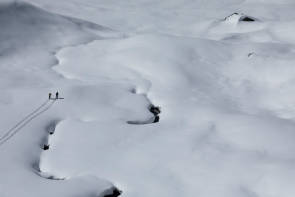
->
55, 91, 59, 100
49, 93, 52, 100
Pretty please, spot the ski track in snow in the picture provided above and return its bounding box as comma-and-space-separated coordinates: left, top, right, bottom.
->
0, 100, 49, 143
0, 99, 56, 147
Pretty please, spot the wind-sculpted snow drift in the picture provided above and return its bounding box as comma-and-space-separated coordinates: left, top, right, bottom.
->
2, 0, 295, 197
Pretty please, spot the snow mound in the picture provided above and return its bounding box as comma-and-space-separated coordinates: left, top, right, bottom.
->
206, 12, 267, 41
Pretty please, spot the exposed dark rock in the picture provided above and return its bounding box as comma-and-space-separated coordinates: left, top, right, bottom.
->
127, 104, 161, 125
102, 187, 122, 197
224, 12, 239, 20
150, 105, 161, 116
46, 175, 65, 180
154, 115, 160, 123
224, 13, 257, 23
150, 105, 161, 123
240, 16, 255, 22
46, 119, 60, 135
43, 144, 49, 150
248, 52, 254, 57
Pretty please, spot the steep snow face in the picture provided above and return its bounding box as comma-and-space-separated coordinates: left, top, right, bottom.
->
0, 2, 91, 52
0, 1, 113, 89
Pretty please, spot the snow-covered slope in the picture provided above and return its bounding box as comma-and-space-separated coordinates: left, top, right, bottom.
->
0, 2, 119, 196
1, 0, 295, 197
40, 34, 295, 197
0, 1, 114, 89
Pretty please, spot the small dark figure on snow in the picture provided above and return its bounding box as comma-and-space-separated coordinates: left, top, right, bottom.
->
55, 92, 59, 99
49, 93, 52, 100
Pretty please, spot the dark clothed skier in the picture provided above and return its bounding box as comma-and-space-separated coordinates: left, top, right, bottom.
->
49, 93, 52, 100
55, 92, 59, 99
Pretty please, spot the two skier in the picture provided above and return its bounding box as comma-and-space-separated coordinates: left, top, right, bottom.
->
49, 92, 59, 100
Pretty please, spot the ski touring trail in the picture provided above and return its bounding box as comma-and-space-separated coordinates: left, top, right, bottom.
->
0, 99, 56, 147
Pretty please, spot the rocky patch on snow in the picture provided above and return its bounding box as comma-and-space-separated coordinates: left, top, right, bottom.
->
127, 88, 161, 125
99, 186, 122, 197
224, 13, 257, 24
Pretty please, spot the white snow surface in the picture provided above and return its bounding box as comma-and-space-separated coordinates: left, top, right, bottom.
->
1, 0, 295, 197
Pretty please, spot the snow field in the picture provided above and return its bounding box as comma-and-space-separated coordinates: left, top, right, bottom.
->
1, 0, 295, 197
41, 28, 295, 197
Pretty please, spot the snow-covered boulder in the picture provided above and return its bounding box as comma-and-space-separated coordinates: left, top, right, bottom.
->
224, 13, 257, 24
